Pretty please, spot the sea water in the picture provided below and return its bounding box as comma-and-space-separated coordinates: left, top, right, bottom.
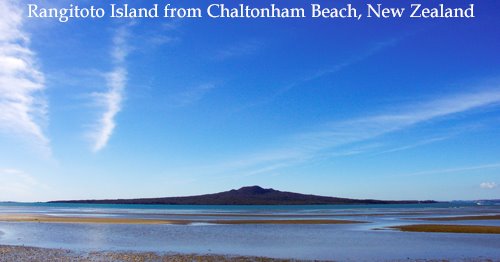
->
0, 202, 499, 260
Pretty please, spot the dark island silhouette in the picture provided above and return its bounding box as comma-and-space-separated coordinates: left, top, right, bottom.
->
50, 186, 437, 205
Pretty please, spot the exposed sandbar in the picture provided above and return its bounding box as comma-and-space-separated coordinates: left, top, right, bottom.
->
390, 224, 500, 234
210, 219, 364, 225
414, 214, 500, 221
0, 214, 363, 225
0, 214, 190, 225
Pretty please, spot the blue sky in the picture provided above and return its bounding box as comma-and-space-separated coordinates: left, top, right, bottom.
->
0, 0, 499, 201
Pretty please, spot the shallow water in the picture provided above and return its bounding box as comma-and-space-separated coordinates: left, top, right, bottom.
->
0, 203, 499, 260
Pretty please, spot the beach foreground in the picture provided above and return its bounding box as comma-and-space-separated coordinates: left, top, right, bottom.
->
2, 245, 499, 262
0, 245, 304, 262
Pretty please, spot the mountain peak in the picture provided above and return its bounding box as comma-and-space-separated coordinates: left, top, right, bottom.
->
235, 186, 274, 194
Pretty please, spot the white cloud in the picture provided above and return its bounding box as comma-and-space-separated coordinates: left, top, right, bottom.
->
480, 182, 497, 189
90, 67, 127, 152
111, 26, 131, 64
0, 168, 47, 202
0, 0, 50, 155
90, 25, 131, 152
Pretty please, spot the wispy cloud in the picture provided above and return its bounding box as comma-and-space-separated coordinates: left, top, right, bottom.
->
90, 25, 131, 152
301, 38, 400, 83
110, 26, 131, 64
374, 121, 486, 156
374, 137, 450, 155
90, 68, 127, 152
0, 168, 48, 201
292, 89, 500, 153
210, 88, 500, 177
480, 182, 497, 189
141, 20, 182, 48
0, 0, 50, 155
237, 38, 400, 111
404, 163, 500, 177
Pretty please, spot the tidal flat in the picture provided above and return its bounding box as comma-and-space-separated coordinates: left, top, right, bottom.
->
0, 202, 499, 261
0, 214, 364, 225
390, 224, 500, 234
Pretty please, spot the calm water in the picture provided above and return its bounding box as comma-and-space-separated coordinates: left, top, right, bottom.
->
1, 202, 499, 260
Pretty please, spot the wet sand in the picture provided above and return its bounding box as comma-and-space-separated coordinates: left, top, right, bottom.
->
0, 245, 308, 262
0, 214, 363, 225
210, 219, 364, 224
0, 214, 191, 225
390, 224, 500, 234
414, 214, 500, 221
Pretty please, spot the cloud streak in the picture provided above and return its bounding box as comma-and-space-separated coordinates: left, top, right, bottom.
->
405, 163, 500, 177
0, 0, 50, 155
90, 26, 131, 152
212, 88, 500, 177
294, 89, 500, 153
374, 137, 449, 155
301, 38, 400, 83
236, 38, 401, 112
